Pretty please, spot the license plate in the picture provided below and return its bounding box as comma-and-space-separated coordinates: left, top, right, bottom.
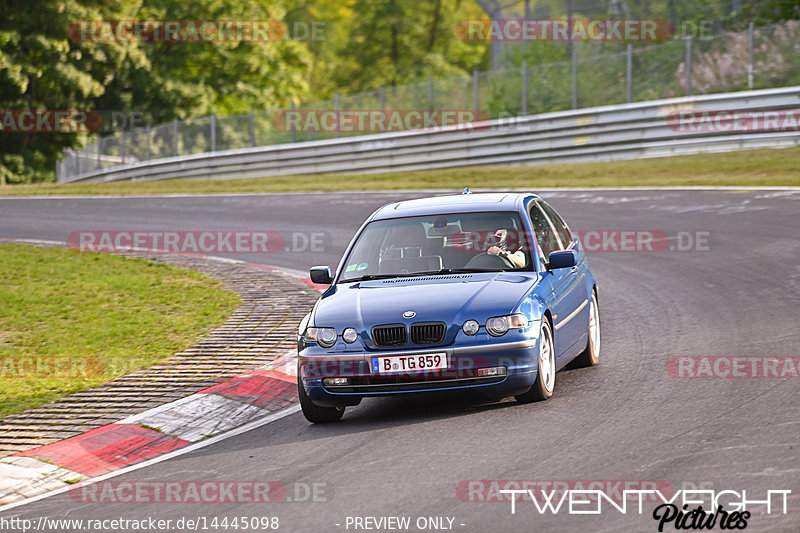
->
371, 353, 448, 374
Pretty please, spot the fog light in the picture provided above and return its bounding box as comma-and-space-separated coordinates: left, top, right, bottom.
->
323, 377, 350, 386
462, 320, 479, 336
477, 366, 507, 377
342, 327, 358, 344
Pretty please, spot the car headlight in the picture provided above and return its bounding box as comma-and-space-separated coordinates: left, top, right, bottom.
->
342, 327, 358, 344
462, 320, 480, 336
486, 313, 529, 337
305, 327, 338, 348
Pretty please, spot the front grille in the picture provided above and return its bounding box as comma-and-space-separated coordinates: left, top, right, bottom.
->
410, 322, 446, 345
372, 324, 407, 347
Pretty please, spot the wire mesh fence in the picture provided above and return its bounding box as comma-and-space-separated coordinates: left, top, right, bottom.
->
59, 20, 800, 182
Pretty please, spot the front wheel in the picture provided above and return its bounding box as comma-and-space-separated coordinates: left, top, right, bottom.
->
515, 318, 555, 403
573, 290, 600, 368
298, 378, 345, 423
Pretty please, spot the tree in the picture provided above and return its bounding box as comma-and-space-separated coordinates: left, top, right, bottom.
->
0, 0, 314, 183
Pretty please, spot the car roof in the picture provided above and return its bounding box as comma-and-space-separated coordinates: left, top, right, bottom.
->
371, 192, 541, 220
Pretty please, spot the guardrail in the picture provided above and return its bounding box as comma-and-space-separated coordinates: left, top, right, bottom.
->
57, 86, 800, 184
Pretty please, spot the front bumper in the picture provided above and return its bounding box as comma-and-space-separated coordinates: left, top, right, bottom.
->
298, 338, 540, 407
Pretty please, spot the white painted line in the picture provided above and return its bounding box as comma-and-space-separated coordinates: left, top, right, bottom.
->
0, 404, 301, 512
1, 186, 799, 200
0, 238, 64, 246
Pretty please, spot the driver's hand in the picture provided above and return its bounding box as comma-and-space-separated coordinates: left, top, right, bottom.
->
487, 246, 503, 255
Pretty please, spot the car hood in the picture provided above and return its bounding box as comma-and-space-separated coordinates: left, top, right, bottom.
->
312, 272, 539, 331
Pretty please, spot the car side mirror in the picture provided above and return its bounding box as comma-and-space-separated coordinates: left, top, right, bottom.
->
309, 266, 332, 284
547, 250, 577, 270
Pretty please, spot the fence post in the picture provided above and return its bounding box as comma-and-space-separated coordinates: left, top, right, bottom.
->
379, 86, 385, 114
173, 118, 179, 156
626, 44, 633, 103
96, 140, 101, 170
334, 92, 340, 138
249, 107, 256, 147
120, 129, 125, 165
473, 69, 479, 114
428, 75, 434, 111
521, 61, 528, 115
145, 124, 151, 161
571, 43, 578, 109
747, 22, 754, 89
210, 113, 216, 152
290, 101, 296, 143
685, 36, 693, 96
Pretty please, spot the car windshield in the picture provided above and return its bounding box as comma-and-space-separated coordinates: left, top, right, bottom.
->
339, 211, 532, 282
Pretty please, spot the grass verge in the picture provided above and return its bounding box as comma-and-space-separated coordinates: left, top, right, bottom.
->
0, 243, 240, 417
2, 147, 799, 197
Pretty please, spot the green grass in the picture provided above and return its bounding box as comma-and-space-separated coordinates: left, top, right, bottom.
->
2, 147, 799, 196
0, 243, 240, 417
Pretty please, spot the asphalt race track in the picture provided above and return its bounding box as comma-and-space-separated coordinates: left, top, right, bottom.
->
1, 188, 799, 532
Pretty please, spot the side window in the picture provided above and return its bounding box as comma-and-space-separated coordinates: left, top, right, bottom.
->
538, 201, 573, 249
528, 202, 560, 259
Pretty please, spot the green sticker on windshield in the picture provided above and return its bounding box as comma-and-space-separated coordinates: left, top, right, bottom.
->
356, 263, 368, 271
345, 264, 358, 272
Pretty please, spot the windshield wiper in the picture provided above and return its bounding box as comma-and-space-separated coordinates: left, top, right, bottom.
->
341, 274, 402, 282
343, 268, 501, 283
403, 268, 499, 276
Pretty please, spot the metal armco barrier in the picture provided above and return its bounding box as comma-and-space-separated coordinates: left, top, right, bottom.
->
57, 87, 800, 184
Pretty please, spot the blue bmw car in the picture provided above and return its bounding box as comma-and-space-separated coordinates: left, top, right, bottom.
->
297, 191, 600, 423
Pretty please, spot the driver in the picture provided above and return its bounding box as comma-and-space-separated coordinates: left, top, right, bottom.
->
487, 228, 526, 268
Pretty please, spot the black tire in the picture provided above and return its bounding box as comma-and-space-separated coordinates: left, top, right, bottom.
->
515, 318, 555, 403
298, 378, 345, 423
573, 290, 600, 368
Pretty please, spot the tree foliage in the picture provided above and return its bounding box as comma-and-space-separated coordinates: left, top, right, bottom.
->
0, 0, 797, 183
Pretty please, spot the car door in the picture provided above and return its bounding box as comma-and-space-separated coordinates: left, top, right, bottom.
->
531, 200, 589, 360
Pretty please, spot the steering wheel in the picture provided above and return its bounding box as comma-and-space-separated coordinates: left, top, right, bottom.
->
463, 252, 516, 270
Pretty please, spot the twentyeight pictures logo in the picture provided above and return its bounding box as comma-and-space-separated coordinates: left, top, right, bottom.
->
456, 18, 673, 42
459, 481, 792, 531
